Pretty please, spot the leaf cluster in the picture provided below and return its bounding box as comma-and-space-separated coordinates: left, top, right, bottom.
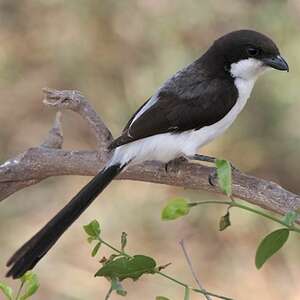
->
0, 272, 39, 300
84, 220, 158, 299
161, 159, 300, 269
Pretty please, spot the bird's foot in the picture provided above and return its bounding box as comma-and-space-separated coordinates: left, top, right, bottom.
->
208, 161, 239, 187
187, 154, 218, 186
165, 156, 187, 173
208, 168, 218, 186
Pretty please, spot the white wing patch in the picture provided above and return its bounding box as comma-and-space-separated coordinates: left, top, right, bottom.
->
128, 93, 159, 135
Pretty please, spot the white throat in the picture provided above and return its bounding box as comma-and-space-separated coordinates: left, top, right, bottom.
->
230, 58, 268, 81
229, 58, 268, 123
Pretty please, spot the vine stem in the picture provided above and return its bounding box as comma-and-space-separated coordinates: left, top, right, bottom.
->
189, 199, 300, 233
15, 281, 24, 300
156, 272, 233, 300
98, 236, 233, 300
104, 286, 113, 300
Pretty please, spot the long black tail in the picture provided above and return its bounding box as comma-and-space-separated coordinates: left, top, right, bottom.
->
6, 163, 124, 279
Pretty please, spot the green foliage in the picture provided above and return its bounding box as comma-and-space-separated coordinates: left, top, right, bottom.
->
219, 211, 231, 231
282, 211, 299, 226
95, 255, 156, 280
83, 220, 231, 300
84, 220, 101, 238
0, 272, 39, 300
92, 242, 102, 257
161, 197, 190, 220
164, 157, 298, 273
111, 277, 127, 296
158, 158, 299, 278
0, 282, 13, 300
255, 228, 290, 269
84, 220, 102, 257
84, 221, 160, 299
19, 272, 39, 300
216, 159, 232, 196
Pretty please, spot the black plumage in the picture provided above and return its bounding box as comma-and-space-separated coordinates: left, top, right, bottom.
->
6, 164, 125, 278
109, 78, 238, 149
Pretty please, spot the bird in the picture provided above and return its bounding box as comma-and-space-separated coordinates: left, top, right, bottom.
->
6, 29, 289, 278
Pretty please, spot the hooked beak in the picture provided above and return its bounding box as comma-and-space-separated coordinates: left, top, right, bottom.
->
262, 55, 289, 72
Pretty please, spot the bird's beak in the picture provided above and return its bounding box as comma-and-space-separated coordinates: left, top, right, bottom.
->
262, 55, 289, 72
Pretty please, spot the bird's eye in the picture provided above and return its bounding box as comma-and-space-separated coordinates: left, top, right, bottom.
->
246, 47, 260, 57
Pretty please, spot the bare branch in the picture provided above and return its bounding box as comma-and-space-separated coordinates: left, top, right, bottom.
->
0, 88, 299, 223
179, 239, 212, 300
41, 111, 63, 149
43, 88, 113, 154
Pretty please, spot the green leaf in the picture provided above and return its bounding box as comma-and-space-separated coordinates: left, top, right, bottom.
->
121, 232, 128, 252
95, 255, 156, 281
0, 282, 13, 300
92, 241, 102, 257
106, 254, 121, 264
83, 220, 101, 238
111, 277, 127, 296
156, 297, 170, 300
216, 159, 232, 196
283, 211, 299, 226
87, 236, 95, 243
219, 211, 231, 231
19, 272, 39, 300
255, 228, 290, 269
161, 198, 190, 220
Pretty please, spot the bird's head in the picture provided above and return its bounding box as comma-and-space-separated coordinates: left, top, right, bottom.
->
213, 30, 289, 80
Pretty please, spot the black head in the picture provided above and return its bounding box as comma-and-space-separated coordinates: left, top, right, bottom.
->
211, 30, 289, 76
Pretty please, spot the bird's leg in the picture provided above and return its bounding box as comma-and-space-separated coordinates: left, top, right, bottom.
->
188, 154, 238, 187
208, 169, 218, 186
206, 160, 239, 187
165, 156, 188, 173
187, 154, 218, 186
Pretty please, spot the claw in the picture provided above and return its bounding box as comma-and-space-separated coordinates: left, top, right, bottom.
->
208, 168, 217, 186
165, 156, 187, 173
164, 163, 169, 173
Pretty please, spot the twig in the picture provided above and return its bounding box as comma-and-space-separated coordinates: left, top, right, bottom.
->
98, 237, 233, 300
15, 281, 24, 300
0, 88, 299, 226
188, 200, 300, 233
179, 239, 212, 300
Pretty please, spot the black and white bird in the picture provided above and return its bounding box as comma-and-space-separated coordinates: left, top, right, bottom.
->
6, 29, 289, 278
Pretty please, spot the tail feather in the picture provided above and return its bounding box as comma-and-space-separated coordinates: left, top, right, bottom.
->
6, 163, 124, 279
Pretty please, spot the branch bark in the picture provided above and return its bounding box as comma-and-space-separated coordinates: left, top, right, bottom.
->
1, 88, 299, 220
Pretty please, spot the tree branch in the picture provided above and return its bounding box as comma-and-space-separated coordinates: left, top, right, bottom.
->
0, 88, 299, 221
179, 239, 212, 300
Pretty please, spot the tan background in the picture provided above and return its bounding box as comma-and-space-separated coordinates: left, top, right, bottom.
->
0, 1, 300, 299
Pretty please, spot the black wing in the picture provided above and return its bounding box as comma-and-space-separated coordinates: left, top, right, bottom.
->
109, 78, 237, 150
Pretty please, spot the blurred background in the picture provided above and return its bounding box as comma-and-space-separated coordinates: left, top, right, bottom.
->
0, 1, 299, 299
